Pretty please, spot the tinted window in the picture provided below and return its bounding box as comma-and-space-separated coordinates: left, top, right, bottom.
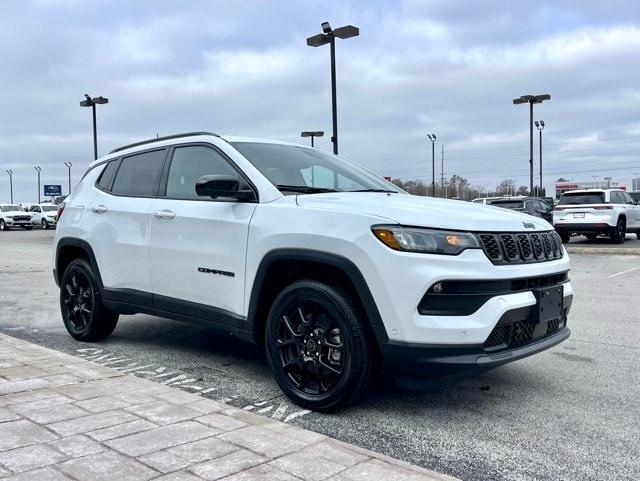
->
630, 192, 640, 202
165, 146, 238, 200
111, 150, 166, 197
622, 192, 635, 204
490, 200, 524, 209
97, 160, 120, 191
558, 193, 605, 205
610, 192, 622, 204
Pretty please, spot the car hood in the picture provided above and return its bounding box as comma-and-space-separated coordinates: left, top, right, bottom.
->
296, 193, 552, 232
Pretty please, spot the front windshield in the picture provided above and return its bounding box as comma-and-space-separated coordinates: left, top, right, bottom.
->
1, 205, 22, 212
42, 206, 58, 212
231, 142, 401, 194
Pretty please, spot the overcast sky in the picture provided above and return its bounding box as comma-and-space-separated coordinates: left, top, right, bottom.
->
1, 0, 639, 202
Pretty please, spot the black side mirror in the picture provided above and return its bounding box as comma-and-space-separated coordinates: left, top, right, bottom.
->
195, 175, 255, 201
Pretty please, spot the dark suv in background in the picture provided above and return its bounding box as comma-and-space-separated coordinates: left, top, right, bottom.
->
489, 197, 553, 224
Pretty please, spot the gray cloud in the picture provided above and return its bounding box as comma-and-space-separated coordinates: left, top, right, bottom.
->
1, 0, 639, 202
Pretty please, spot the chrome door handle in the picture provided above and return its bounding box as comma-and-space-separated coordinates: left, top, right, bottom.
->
153, 209, 176, 220
91, 205, 107, 214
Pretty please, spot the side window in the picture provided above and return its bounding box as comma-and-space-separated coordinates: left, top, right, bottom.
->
111, 150, 166, 197
610, 192, 622, 204
623, 193, 635, 205
96, 160, 120, 191
165, 146, 238, 200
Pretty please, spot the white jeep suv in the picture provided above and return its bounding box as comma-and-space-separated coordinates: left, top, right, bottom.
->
53, 132, 573, 411
553, 189, 640, 243
0, 204, 33, 231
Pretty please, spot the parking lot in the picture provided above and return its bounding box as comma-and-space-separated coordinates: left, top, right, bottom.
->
1, 229, 638, 481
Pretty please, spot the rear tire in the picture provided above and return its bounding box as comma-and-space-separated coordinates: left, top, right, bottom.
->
60, 258, 118, 341
559, 233, 571, 243
585, 234, 597, 241
265, 280, 375, 412
610, 218, 626, 244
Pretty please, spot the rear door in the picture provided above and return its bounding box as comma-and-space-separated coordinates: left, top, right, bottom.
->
621, 192, 640, 228
87, 149, 167, 293
148, 143, 257, 319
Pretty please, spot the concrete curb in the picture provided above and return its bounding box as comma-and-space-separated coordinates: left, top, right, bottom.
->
565, 246, 640, 255
0, 333, 460, 481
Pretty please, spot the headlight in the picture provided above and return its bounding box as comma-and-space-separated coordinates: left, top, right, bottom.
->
6, 216, 13, 219
372, 226, 480, 255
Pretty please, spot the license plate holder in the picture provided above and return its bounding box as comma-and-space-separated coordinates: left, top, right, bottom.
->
573, 213, 585, 218
533, 287, 564, 322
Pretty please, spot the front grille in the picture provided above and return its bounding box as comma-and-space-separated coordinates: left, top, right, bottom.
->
484, 325, 508, 348
13, 215, 31, 221
478, 231, 563, 264
483, 316, 567, 351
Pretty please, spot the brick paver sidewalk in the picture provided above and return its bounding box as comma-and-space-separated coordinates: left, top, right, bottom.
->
0, 333, 458, 481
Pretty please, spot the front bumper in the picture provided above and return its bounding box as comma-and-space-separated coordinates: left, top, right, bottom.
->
5, 220, 32, 228
381, 327, 570, 374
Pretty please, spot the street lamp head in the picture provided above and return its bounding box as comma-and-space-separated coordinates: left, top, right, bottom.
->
427, 133, 437, 142
64, 161, 73, 167
321, 22, 332, 33
6, 170, 12, 175
333, 25, 359, 39
535, 120, 545, 130
301, 131, 324, 137
306, 33, 330, 47
93, 96, 108, 104
514, 94, 551, 105
80, 94, 109, 107
540, 120, 545, 128
34, 166, 41, 172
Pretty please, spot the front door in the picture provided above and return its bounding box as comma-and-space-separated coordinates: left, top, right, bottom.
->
148, 144, 257, 319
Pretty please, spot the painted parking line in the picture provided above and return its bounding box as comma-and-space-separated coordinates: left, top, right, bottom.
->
608, 266, 640, 278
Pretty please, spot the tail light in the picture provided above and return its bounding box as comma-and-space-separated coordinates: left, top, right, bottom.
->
57, 203, 65, 219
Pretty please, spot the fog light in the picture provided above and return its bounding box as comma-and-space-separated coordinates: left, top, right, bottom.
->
433, 282, 444, 293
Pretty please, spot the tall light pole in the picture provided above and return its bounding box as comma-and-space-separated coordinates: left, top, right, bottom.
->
301, 131, 324, 148
34, 166, 42, 204
513, 94, 550, 194
307, 22, 359, 155
64, 161, 73, 195
79, 94, 109, 160
441, 144, 445, 198
535, 120, 545, 196
427, 134, 437, 196
6, 170, 13, 204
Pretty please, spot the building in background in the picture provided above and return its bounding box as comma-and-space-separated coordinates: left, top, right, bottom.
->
632, 178, 640, 191
554, 179, 627, 199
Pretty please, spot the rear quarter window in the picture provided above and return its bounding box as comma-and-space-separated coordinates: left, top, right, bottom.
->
96, 160, 120, 191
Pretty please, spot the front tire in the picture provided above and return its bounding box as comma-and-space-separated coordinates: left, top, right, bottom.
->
60, 258, 118, 341
610, 218, 626, 244
0, 220, 6, 231
559, 233, 571, 243
265, 280, 375, 412
585, 233, 597, 241
41, 219, 49, 230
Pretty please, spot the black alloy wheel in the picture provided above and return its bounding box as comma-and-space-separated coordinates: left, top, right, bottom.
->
611, 218, 626, 244
62, 268, 94, 335
266, 280, 375, 412
276, 299, 345, 396
60, 258, 118, 341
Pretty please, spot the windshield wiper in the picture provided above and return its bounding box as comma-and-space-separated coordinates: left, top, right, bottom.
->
276, 185, 338, 194
349, 188, 398, 193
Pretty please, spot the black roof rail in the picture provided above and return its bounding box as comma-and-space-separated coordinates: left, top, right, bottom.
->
109, 131, 220, 154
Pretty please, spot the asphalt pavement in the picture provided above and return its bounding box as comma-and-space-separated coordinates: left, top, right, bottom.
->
1, 229, 638, 481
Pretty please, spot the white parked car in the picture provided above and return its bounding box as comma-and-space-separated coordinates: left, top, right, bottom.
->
553, 189, 640, 243
0, 204, 33, 231
54, 132, 573, 411
29, 204, 59, 229
471, 196, 507, 205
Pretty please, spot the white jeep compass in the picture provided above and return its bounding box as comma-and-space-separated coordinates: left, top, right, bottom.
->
53, 132, 573, 411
